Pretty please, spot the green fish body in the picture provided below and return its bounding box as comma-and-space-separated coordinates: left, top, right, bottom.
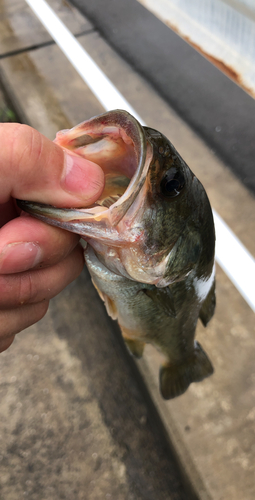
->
18, 110, 216, 399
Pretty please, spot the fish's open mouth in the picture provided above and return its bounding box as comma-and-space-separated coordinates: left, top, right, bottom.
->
17, 110, 152, 230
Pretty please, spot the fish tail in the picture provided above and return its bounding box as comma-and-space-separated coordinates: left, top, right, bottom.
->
159, 341, 214, 400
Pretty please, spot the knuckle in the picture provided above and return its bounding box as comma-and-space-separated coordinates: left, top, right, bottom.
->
0, 273, 40, 307
0, 274, 35, 307
18, 272, 38, 305
12, 124, 43, 177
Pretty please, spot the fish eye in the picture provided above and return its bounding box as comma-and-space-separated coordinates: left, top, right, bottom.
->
160, 167, 185, 198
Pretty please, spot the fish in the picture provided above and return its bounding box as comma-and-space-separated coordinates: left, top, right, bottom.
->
17, 109, 216, 400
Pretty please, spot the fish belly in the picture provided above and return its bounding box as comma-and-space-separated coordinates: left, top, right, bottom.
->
84, 245, 214, 399
84, 245, 160, 342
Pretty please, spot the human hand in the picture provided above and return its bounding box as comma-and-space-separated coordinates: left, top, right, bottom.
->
0, 123, 104, 352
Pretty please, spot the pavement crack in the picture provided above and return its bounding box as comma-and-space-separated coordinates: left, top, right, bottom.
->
0, 29, 96, 60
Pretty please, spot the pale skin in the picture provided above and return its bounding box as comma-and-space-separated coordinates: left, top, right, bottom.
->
0, 123, 104, 353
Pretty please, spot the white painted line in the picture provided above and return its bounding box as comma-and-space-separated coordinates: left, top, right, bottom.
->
213, 211, 255, 312
24, 0, 145, 125
25, 0, 255, 312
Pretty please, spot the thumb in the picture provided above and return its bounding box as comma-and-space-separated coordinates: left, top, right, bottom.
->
0, 123, 104, 207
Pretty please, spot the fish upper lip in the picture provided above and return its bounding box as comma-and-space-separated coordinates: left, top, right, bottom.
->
18, 110, 151, 227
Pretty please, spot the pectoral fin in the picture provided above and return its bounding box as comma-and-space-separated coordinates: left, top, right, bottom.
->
163, 230, 201, 284
123, 338, 145, 359
91, 279, 118, 320
142, 286, 176, 318
160, 341, 214, 399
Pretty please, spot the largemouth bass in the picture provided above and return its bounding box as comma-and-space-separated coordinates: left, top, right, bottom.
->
18, 110, 216, 399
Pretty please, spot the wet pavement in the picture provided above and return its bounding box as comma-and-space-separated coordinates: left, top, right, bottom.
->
0, 1, 255, 499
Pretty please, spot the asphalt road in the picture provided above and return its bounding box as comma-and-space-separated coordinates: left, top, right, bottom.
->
71, 0, 255, 196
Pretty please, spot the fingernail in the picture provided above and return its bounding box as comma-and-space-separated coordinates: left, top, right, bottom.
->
62, 151, 104, 202
0, 242, 43, 274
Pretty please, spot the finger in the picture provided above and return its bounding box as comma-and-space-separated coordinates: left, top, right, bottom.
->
0, 123, 104, 207
0, 300, 49, 352
0, 336, 15, 352
0, 214, 81, 274
0, 199, 18, 228
0, 244, 84, 309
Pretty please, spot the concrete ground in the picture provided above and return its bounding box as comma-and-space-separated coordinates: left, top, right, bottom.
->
0, 268, 188, 500
0, 1, 254, 499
